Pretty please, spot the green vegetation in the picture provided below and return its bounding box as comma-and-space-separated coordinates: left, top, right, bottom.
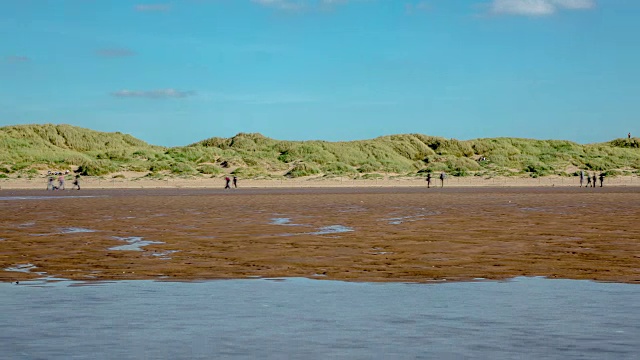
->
1, 124, 639, 179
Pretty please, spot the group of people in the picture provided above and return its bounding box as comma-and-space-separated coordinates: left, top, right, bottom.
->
224, 176, 238, 189
425, 172, 446, 188
579, 171, 605, 188
47, 174, 81, 190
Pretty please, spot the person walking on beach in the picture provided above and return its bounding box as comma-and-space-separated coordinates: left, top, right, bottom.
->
233, 176, 238, 189
57, 174, 65, 190
224, 176, 231, 189
592, 174, 597, 188
439, 172, 446, 188
426, 173, 432, 188
585, 173, 592, 187
72, 175, 81, 190
579, 170, 585, 187
47, 177, 55, 190
599, 173, 605, 187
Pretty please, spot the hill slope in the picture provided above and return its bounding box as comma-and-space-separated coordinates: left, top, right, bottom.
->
1, 124, 639, 178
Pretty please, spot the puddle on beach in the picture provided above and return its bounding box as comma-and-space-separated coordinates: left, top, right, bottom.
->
4, 263, 37, 273
151, 250, 180, 260
109, 236, 164, 251
269, 216, 353, 236
309, 225, 354, 235
270, 217, 304, 226
4, 263, 68, 283
30, 227, 98, 237
60, 227, 97, 234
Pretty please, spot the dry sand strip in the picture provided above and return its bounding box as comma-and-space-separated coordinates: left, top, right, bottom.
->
1, 187, 639, 284
1, 174, 639, 190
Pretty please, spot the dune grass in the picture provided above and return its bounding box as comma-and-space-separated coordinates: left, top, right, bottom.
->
1, 124, 639, 179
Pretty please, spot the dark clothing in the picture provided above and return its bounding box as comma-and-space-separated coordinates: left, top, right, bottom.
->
599, 174, 604, 187
426, 174, 431, 188
72, 176, 81, 190
225, 177, 231, 189
233, 177, 238, 188
592, 175, 597, 188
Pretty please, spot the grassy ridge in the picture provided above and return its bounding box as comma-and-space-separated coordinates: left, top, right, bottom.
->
1, 124, 639, 179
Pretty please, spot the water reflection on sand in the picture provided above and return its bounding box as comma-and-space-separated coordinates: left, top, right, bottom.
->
1, 277, 638, 360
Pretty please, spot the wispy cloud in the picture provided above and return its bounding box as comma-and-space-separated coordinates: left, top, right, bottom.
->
96, 48, 136, 58
5, 55, 30, 63
251, 0, 306, 11
405, 1, 431, 15
134, 4, 171, 12
111, 89, 196, 99
489, 0, 596, 16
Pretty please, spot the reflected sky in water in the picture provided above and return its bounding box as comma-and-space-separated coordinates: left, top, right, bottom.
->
1, 277, 638, 359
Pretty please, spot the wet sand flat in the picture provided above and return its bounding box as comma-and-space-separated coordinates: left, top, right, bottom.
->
1, 187, 639, 283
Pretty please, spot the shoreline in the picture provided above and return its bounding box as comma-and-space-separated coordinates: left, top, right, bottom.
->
2, 174, 639, 190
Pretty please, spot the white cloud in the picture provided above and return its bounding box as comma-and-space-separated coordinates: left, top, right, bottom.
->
111, 89, 196, 99
134, 4, 171, 12
490, 0, 596, 16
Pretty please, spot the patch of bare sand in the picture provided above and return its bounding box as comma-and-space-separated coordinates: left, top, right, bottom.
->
1, 187, 639, 283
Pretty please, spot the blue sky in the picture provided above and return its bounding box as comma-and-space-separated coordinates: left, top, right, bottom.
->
1, 0, 638, 146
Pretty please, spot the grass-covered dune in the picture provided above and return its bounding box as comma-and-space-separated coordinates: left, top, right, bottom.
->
1, 124, 639, 179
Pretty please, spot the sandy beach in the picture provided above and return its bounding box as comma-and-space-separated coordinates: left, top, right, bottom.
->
1, 186, 639, 284
1, 173, 639, 190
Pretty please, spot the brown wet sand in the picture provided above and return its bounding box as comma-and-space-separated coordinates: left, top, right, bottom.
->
1, 187, 639, 283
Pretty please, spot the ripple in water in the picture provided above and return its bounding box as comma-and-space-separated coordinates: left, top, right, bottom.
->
0, 277, 638, 359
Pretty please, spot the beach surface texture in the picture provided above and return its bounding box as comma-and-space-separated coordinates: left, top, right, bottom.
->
2, 186, 639, 283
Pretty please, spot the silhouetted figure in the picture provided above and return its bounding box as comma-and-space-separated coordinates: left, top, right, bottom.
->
72, 175, 81, 190
57, 175, 65, 190
224, 176, 231, 189
233, 176, 238, 188
579, 170, 584, 187
629, 132, 632, 139
599, 173, 605, 187
439, 172, 446, 188
592, 174, 597, 188
47, 177, 55, 191
426, 173, 432, 188
585, 174, 591, 187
